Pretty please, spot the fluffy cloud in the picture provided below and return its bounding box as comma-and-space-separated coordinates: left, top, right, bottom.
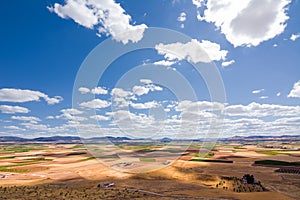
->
47, 109, 86, 123
21, 122, 49, 131
109, 83, 163, 109
0, 105, 30, 114
78, 87, 90, 94
153, 60, 177, 66
107, 109, 163, 137
6, 100, 299, 138
140, 79, 153, 84
222, 116, 300, 136
91, 87, 108, 95
48, 0, 97, 28
80, 99, 111, 109
225, 102, 300, 117
48, 0, 147, 44
288, 80, 300, 98
0, 88, 62, 105
276, 92, 281, 97
111, 88, 133, 108
78, 86, 108, 95
192, 0, 205, 8
90, 115, 111, 121
222, 117, 265, 135
155, 39, 228, 63
45, 96, 63, 105
61, 108, 83, 115
132, 86, 150, 96
252, 89, 265, 94
62, 108, 84, 120
4, 125, 25, 131
196, 0, 291, 47
11, 116, 41, 123
273, 117, 300, 126
259, 96, 269, 99
111, 88, 133, 98
290, 33, 300, 41
221, 60, 235, 67
132, 84, 163, 96
56, 109, 86, 121
110, 84, 163, 109
130, 101, 159, 109
177, 12, 187, 22
175, 100, 224, 112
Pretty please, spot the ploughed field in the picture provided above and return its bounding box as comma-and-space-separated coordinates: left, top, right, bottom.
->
0, 142, 299, 200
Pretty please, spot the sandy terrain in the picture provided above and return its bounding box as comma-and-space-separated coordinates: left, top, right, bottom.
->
0, 143, 299, 199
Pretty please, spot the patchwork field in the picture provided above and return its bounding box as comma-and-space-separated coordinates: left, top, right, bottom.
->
0, 141, 299, 199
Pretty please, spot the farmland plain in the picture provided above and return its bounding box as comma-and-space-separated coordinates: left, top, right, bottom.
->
0, 138, 299, 199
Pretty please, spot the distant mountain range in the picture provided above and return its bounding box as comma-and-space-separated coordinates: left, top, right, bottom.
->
0, 135, 299, 144
0, 136, 81, 143
220, 135, 300, 142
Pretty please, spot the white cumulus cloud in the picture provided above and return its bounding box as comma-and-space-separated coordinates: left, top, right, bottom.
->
11, 116, 41, 123
90, 115, 111, 121
132, 83, 163, 96
91, 87, 108, 95
196, 0, 291, 47
48, 0, 98, 29
111, 88, 133, 98
177, 12, 187, 22
80, 99, 111, 109
259, 96, 269, 99
48, 0, 148, 44
155, 39, 228, 63
192, 0, 205, 8
0, 88, 62, 105
221, 60, 235, 67
0, 105, 30, 114
140, 79, 152, 84
290, 33, 300, 41
288, 80, 300, 98
132, 86, 150, 96
79, 86, 108, 95
225, 102, 300, 117
153, 60, 177, 66
130, 101, 159, 109
252, 89, 265, 94
61, 108, 83, 115
78, 87, 90, 94
4, 125, 25, 131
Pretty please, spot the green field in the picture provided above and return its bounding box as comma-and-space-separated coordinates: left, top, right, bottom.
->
255, 150, 287, 156
190, 158, 233, 163
139, 158, 156, 162
254, 160, 300, 166
0, 145, 41, 154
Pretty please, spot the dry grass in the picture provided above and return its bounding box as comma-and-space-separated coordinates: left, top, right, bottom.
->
0, 143, 299, 199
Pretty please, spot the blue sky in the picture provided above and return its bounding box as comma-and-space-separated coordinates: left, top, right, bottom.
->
0, 0, 299, 138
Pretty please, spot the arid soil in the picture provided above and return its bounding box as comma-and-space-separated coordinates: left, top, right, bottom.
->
0, 143, 299, 199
